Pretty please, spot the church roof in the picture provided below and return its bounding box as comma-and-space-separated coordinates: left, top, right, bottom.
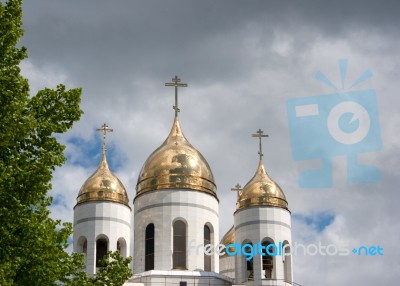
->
135, 116, 217, 199
135, 76, 217, 200
236, 129, 288, 211
75, 124, 129, 207
236, 159, 288, 210
220, 225, 235, 246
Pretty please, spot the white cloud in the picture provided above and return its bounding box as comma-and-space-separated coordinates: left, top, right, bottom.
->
19, 60, 70, 95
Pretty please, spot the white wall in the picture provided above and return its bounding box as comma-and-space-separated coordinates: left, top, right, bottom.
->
234, 206, 292, 285
73, 201, 132, 274
133, 189, 219, 273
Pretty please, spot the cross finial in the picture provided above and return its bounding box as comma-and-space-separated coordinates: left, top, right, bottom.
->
165, 75, 188, 117
231, 183, 242, 199
252, 128, 269, 160
96, 123, 113, 155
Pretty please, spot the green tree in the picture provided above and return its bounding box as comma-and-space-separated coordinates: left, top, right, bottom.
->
70, 252, 133, 286
66, 252, 132, 286
0, 1, 132, 285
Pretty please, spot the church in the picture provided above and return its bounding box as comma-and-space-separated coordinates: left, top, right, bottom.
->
72, 76, 293, 286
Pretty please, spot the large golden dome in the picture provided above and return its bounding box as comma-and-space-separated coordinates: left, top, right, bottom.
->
236, 160, 288, 210
76, 154, 129, 207
135, 116, 217, 199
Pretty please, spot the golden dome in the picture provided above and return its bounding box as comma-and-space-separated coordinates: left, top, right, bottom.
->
236, 160, 288, 210
76, 154, 129, 207
135, 116, 217, 199
220, 225, 235, 245
220, 226, 235, 256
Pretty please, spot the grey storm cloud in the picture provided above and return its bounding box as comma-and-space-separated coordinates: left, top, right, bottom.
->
22, 0, 400, 84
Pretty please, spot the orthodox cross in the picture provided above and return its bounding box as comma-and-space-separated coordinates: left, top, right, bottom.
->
96, 123, 113, 155
252, 129, 269, 160
231, 183, 242, 199
165, 75, 188, 117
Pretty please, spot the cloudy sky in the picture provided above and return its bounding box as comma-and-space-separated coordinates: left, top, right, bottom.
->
19, 1, 399, 285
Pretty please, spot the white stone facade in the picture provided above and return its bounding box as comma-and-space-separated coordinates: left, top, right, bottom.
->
73, 201, 131, 274
129, 270, 233, 286
133, 189, 219, 273
233, 206, 292, 285
219, 254, 235, 279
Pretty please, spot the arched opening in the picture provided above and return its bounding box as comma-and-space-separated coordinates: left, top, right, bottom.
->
96, 237, 108, 267
173, 220, 187, 269
204, 225, 211, 271
242, 241, 254, 281
283, 240, 292, 283
117, 237, 127, 258
83, 240, 87, 255
145, 223, 155, 271
77, 236, 87, 255
262, 238, 275, 279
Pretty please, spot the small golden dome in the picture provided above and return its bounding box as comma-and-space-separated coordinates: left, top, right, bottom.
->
220, 225, 235, 245
236, 160, 288, 210
135, 117, 217, 199
220, 226, 235, 256
76, 154, 129, 207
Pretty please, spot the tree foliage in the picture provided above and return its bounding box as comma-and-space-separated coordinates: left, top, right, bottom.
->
63, 252, 132, 286
0, 1, 132, 285
68, 252, 133, 286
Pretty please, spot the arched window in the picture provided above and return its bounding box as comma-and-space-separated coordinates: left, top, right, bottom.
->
96, 238, 108, 267
77, 236, 87, 255
145, 224, 155, 271
173, 220, 186, 269
262, 240, 274, 279
83, 240, 87, 255
204, 225, 211, 271
243, 242, 254, 281
283, 241, 292, 283
117, 237, 127, 258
